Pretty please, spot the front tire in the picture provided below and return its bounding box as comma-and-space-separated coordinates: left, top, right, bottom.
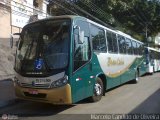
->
133, 70, 139, 83
89, 77, 103, 102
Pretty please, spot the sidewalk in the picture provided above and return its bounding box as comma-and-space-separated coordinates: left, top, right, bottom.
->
0, 38, 17, 107
0, 38, 15, 81
0, 78, 16, 108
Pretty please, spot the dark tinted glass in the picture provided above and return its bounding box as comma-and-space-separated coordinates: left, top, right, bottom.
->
91, 25, 106, 52
125, 38, 133, 54
118, 35, 126, 54
107, 31, 118, 53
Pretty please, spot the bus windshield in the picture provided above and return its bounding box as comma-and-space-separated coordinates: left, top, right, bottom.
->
15, 19, 70, 75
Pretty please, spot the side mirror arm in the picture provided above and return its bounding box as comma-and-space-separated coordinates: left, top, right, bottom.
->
9, 33, 21, 48
10, 34, 13, 48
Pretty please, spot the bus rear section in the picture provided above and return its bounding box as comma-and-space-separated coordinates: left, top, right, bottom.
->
145, 47, 160, 73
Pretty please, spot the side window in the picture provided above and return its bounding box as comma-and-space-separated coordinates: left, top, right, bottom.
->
73, 20, 91, 71
132, 41, 138, 55
153, 51, 156, 59
107, 31, 118, 53
156, 51, 160, 60
150, 50, 154, 60
118, 35, 126, 54
137, 43, 144, 55
125, 38, 133, 54
140, 44, 144, 55
137, 43, 141, 55
91, 25, 106, 52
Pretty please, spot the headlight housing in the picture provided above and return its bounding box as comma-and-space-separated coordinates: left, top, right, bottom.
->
50, 76, 68, 88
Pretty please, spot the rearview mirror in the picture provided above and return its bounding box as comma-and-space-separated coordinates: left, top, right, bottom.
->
74, 25, 84, 44
9, 33, 21, 48
79, 31, 84, 44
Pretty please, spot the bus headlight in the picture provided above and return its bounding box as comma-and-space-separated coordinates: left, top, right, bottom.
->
50, 76, 68, 88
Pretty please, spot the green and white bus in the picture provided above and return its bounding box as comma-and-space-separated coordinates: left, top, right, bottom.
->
145, 47, 160, 73
12, 15, 146, 104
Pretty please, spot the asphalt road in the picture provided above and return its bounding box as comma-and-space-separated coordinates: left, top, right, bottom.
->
0, 73, 160, 120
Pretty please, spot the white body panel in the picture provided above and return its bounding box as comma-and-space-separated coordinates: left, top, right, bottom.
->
154, 59, 160, 72
15, 72, 65, 88
96, 52, 140, 77
147, 63, 154, 73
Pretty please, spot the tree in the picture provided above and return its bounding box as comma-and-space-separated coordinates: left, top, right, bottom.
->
48, 0, 160, 42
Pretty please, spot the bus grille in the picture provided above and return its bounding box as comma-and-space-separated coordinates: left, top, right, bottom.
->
20, 83, 50, 89
24, 92, 46, 98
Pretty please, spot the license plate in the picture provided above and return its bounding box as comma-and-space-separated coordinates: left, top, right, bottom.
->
28, 89, 38, 95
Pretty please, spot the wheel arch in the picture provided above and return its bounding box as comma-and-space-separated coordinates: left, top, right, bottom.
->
137, 67, 140, 77
96, 73, 107, 96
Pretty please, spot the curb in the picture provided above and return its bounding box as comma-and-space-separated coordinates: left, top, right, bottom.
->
0, 79, 13, 82
0, 75, 14, 82
0, 99, 25, 109
0, 77, 15, 108
0, 99, 16, 108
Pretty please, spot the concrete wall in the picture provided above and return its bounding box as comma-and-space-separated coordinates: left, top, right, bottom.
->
0, 0, 48, 39
0, 3, 21, 39
0, 4, 11, 38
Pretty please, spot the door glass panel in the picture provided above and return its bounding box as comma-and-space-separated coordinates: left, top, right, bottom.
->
73, 21, 91, 71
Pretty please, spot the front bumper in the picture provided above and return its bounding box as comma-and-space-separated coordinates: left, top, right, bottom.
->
15, 84, 72, 104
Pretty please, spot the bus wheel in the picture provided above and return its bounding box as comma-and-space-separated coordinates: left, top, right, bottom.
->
89, 77, 103, 102
133, 70, 139, 83
153, 67, 155, 73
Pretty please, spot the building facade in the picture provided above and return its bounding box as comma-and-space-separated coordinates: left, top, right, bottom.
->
0, 0, 48, 38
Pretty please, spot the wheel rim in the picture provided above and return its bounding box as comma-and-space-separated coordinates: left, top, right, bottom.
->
94, 83, 102, 96
136, 72, 139, 81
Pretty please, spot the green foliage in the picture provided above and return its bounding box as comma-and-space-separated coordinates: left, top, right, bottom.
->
48, 0, 160, 42
77, 0, 160, 41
